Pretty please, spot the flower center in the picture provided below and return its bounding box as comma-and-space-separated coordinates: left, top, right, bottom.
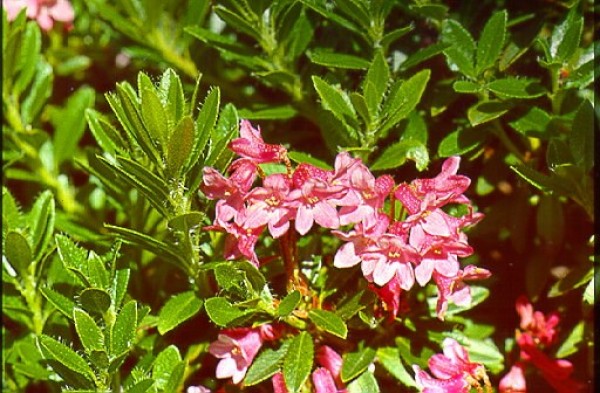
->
266, 196, 280, 207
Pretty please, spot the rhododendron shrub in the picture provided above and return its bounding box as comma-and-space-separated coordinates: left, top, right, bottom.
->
2, 2, 594, 393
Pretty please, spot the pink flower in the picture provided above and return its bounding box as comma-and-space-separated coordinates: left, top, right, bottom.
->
229, 120, 287, 163
515, 296, 560, 347
499, 363, 527, 392
186, 386, 211, 393
272, 372, 289, 393
359, 233, 420, 287
245, 173, 295, 238
413, 338, 490, 393
209, 327, 264, 384
3, 0, 74, 31
312, 368, 346, 393
287, 179, 341, 235
368, 272, 409, 319
316, 345, 343, 384
333, 214, 390, 269
213, 206, 264, 266
433, 265, 491, 320
292, 162, 331, 188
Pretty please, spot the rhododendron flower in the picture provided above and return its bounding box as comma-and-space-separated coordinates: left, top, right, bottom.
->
287, 179, 342, 235
515, 295, 560, 346
316, 345, 343, 385
359, 233, 420, 287
229, 120, 287, 163
272, 372, 288, 393
209, 327, 264, 384
499, 363, 527, 392
433, 265, 491, 320
292, 162, 331, 188
3, 0, 74, 31
312, 368, 347, 393
368, 272, 409, 319
245, 173, 295, 238
186, 386, 211, 393
413, 338, 491, 393
211, 207, 264, 266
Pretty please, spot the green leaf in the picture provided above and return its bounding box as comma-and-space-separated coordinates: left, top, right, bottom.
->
152, 345, 182, 390
160, 68, 185, 126
309, 50, 370, 70
548, 265, 593, 298
187, 87, 219, 170
85, 109, 128, 155
335, 290, 375, 320
214, 5, 261, 42
570, 100, 594, 172
204, 297, 244, 326
486, 78, 545, 99
53, 86, 95, 165
380, 69, 430, 134
583, 278, 594, 304
445, 333, 504, 374
287, 151, 333, 170
453, 80, 481, 94
28, 190, 55, 261
409, 4, 448, 20
5, 231, 32, 274
13, 22, 41, 96
380, 25, 413, 48
308, 309, 347, 339
363, 50, 389, 117
428, 286, 490, 318
341, 346, 376, 383
166, 115, 195, 177
164, 362, 186, 393
441, 19, 476, 78
38, 335, 94, 380
127, 379, 154, 393
168, 212, 205, 232
510, 164, 561, 194
376, 347, 417, 388
245, 341, 290, 386
139, 72, 169, 145
508, 107, 552, 138
476, 11, 507, 74
158, 291, 203, 334
283, 332, 314, 393
111, 268, 130, 309
438, 126, 487, 157
79, 288, 111, 315
536, 194, 564, 246
555, 321, 584, 358
205, 103, 238, 169
2, 187, 22, 232
347, 370, 380, 393
467, 100, 511, 126
238, 105, 297, 120
312, 76, 357, 127
111, 300, 137, 356
87, 251, 109, 289
40, 286, 76, 319
550, 9, 583, 62
73, 308, 104, 354
282, 7, 313, 61
399, 42, 450, 71
371, 140, 429, 171
277, 290, 301, 317
21, 60, 53, 125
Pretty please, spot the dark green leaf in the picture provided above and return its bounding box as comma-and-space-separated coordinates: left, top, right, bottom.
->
550, 9, 583, 62
312, 76, 357, 126
160, 68, 185, 127
111, 268, 130, 309
309, 50, 370, 70
168, 212, 205, 232
341, 346, 376, 383
127, 379, 154, 393
476, 11, 507, 74
238, 105, 297, 120
158, 291, 203, 334
438, 126, 487, 157
546, 138, 573, 171
53, 87, 95, 165
380, 25, 413, 48
380, 69, 430, 134
453, 80, 480, 94
510, 164, 560, 194
205, 103, 238, 169
347, 370, 379, 393
399, 42, 450, 71
5, 231, 32, 274
245, 341, 290, 386
204, 297, 244, 326
363, 50, 389, 117
21, 60, 53, 124
111, 300, 137, 356
277, 290, 301, 317
441, 20, 476, 78
40, 286, 76, 319
371, 140, 429, 171
283, 332, 314, 393
570, 100, 594, 172
555, 321, 584, 358
38, 335, 94, 380
376, 347, 417, 387
536, 194, 564, 246
79, 288, 111, 315
152, 345, 182, 390
214, 5, 261, 42
166, 115, 195, 177
335, 290, 375, 320
486, 78, 545, 99
13, 22, 41, 96
309, 309, 348, 339
508, 107, 552, 138
467, 100, 512, 126
73, 308, 104, 354
283, 8, 313, 61
287, 151, 332, 170
28, 190, 55, 261
548, 265, 593, 298
85, 109, 128, 155
139, 72, 169, 145
409, 4, 448, 20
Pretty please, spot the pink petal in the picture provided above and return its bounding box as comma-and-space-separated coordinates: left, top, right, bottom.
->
415, 259, 436, 287
373, 260, 396, 286
295, 204, 314, 235
312, 368, 338, 393
334, 243, 361, 268
313, 201, 340, 229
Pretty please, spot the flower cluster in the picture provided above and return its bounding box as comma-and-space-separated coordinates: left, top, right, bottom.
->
499, 296, 583, 392
3, 0, 74, 31
413, 338, 491, 393
202, 120, 489, 319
